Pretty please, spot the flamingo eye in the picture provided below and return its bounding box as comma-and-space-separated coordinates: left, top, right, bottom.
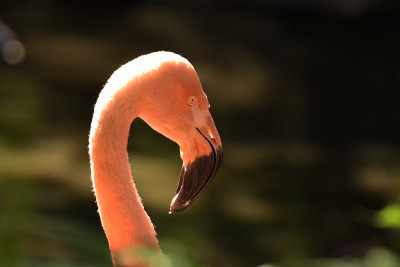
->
187, 96, 197, 106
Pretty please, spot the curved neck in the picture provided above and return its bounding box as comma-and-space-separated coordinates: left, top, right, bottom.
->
89, 84, 159, 264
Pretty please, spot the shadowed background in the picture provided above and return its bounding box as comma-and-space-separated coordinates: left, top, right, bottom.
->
0, 1, 400, 266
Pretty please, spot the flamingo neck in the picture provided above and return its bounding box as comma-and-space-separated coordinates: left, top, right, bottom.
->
89, 83, 159, 264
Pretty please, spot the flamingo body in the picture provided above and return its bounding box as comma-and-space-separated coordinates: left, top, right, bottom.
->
89, 52, 222, 266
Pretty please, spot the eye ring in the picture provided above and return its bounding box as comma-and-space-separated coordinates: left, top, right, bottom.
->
187, 96, 197, 106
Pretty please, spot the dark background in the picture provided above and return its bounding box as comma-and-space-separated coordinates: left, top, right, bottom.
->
0, 1, 400, 266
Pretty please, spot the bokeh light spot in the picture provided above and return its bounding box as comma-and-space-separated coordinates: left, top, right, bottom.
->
2, 39, 25, 65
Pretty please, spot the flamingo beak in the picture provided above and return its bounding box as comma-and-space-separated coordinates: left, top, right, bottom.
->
169, 120, 223, 214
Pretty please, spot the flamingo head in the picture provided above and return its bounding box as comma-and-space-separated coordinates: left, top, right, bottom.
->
138, 58, 223, 214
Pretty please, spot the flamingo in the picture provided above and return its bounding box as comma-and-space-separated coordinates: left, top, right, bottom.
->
88, 51, 223, 266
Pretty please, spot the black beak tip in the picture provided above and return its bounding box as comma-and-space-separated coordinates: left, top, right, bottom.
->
169, 130, 223, 215
169, 198, 191, 214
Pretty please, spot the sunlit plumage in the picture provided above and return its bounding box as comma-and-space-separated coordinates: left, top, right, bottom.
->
89, 51, 222, 266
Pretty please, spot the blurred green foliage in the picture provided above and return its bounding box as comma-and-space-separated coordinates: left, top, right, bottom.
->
376, 205, 400, 229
